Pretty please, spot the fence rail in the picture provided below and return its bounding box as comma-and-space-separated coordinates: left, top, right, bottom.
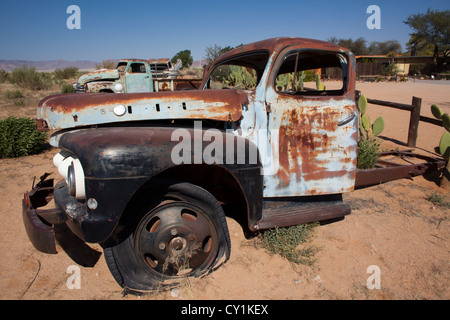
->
356, 90, 443, 148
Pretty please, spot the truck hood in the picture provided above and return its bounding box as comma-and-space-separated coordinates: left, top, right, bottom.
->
77, 69, 120, 85
36, 90, 247, 131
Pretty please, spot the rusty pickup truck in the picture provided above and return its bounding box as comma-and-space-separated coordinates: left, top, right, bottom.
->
23, 37, 360, 292
75, 58, 201, 93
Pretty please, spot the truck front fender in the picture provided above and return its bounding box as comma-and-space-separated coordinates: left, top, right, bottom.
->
55, 126, 263, 243
85, 81, 118, 93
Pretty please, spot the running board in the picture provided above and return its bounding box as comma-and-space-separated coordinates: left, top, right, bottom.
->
254, 195, 351, 230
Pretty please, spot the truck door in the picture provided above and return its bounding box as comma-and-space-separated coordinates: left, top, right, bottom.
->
263, 49, 358, 197
125, 62, 153, 93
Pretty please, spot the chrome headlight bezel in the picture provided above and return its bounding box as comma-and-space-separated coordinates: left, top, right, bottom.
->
67, 162, 76, 197
53, 151, 86, 200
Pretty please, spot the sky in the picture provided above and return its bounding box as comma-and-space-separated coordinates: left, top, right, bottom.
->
0, 0, 449, 62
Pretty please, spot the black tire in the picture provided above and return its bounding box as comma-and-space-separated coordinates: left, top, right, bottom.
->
103, 180, 231, 292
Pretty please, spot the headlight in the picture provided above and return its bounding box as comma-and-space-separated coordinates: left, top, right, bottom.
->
53, 151, 86, 200
114, 83, 124, 93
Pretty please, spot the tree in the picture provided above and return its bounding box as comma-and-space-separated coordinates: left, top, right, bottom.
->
367, 40, 402, 55
171, 50, 193, 69
204, 44, 234, 65
95, 60, 116, 70
404, 9, 450, 69
328, 37, 368, 55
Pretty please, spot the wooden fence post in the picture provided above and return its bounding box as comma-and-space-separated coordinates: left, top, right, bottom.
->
407, 96, 422, 148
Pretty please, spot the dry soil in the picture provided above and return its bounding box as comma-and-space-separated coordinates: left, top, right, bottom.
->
0, 80, 448, 300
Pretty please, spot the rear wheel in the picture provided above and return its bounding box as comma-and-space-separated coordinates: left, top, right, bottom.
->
103, 181, 231, 292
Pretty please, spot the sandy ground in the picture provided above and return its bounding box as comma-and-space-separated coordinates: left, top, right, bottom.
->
0, 80, 449, 300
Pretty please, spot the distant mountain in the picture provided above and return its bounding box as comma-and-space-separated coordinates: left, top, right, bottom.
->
0, 59, 99, 72
190, 59, 208, 68
0, 59, 208, 72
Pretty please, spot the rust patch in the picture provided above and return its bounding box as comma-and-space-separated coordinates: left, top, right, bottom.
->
277, 105, 349, 187
38, 89, 248, 125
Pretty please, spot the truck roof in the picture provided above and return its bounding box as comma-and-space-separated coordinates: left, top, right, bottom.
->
214, 37, 351, 64
118, 59, 149, 63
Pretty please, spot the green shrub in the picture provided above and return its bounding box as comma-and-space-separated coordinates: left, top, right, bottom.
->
0, 117, 47, 158
262, 223, 318, 265
54, 67, 79, 79
357, 137, 381, 169
4, 89, 24, 99
427, 192, 450, 208
95, 60, 116, 70
0, 70, 9, 83
13, 99, 25, 106
9, 65, 53, 90
61, 83, 76, 94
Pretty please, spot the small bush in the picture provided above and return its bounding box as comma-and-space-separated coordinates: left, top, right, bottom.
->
357, 137, 381, 169
4, 90, 24, 99
95, 60, 116, 70
261, 223, 318, 265
61, 83, 76, 94
428, 192, 450, 208
13, 99, 25, 106
0, 117, 47, 158
9, 65, 53, 90
54, 67, 79, 79
0, 70, 9, 83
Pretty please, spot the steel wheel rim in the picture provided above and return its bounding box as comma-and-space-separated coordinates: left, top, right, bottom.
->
134, 201, 220, 277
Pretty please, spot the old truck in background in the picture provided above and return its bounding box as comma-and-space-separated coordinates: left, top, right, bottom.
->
22, 37, 444, 293
75, 58, 202, 93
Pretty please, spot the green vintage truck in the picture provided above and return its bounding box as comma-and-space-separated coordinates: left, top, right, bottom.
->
75, 58, 201, 93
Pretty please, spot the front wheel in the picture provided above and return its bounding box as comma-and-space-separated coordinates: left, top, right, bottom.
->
103, 181, 231, 292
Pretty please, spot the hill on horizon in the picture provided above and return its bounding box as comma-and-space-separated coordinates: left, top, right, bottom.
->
0, 59, 208, 72
0, 59, 101, 72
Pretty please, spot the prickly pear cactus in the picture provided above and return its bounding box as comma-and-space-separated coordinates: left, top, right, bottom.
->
358, 94, 384, 138
431, 104, 450, 160
431, 104, 450, 189
315, 74, 325, 91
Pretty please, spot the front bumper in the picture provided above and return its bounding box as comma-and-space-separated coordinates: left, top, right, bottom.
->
22, 175, 66, 254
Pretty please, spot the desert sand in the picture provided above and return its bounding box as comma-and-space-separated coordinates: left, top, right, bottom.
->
0, 80, 448, 300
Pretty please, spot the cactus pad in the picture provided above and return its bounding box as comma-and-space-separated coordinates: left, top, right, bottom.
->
442, 113, 450, 133
372, 117, 385, 136
358, 95, 367, 115
431, 104, 443, 120
439, 131, 450, 159
361, 114, 371, 132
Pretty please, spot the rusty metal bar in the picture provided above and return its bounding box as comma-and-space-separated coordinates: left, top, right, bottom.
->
355, 151, 446, 189
292, 52, 299, 91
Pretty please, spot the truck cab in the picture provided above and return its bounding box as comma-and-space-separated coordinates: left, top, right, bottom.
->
75, 59, 154, 93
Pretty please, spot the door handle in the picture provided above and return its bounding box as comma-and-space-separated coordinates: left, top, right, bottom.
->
338, 113, 356, 126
